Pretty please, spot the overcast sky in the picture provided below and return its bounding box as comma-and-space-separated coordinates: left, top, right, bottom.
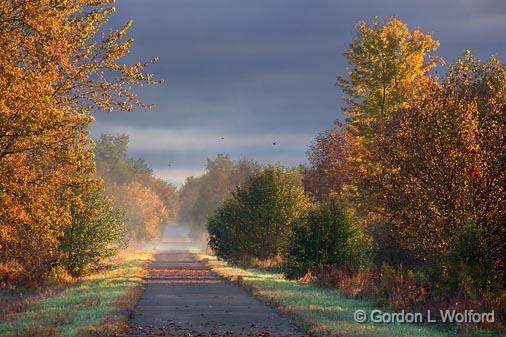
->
90, 0, 506, 186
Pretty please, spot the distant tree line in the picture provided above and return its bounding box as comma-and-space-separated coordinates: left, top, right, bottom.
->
95, 134, 179, 242
178, 154, 259, 242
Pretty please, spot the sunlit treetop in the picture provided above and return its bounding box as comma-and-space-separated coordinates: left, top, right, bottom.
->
337, 17, 441, 143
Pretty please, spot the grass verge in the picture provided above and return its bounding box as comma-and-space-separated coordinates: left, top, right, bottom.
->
197, 253, 502, 337
0, 250, 153, 337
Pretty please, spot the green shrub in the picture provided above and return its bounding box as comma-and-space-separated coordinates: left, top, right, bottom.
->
208, 199, 244, 262
59, 181, 125, 276
208, 165, 310, 265
283, 195, 371, 279
449, 221, 496, 293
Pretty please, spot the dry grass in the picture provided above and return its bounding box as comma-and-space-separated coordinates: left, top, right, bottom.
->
313, 267, 378, 299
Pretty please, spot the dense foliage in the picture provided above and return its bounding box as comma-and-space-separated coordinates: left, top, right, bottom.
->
60, 182, 125, 276
208, 166, 310, 264
108, 182, 167, 241
303, 128, 354, 201
357, 53, 506, 307
334, 18, 503, 313
206, 199, 243, 262
204, 17, 505, 321
283, 195, 371, 279
0, 0, 158, 285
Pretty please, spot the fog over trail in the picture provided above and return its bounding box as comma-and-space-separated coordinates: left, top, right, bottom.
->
124, 223, 306, 337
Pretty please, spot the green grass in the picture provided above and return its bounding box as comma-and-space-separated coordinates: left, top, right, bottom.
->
197, 254, 499, 337
0, 250, 153, 337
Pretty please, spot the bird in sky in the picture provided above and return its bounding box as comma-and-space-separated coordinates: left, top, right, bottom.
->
272, 142, 277, 145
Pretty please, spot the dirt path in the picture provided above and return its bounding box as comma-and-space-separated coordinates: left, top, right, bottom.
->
124, 225, 307, 337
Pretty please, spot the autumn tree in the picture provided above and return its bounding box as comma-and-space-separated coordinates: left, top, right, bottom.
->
109, 182, 168, 241
304, 128, 354, 201
146, 177, 180, 220
362, 53, 505, 295
332, 17, 442, 231
94, 133, 179, 220
330, 17, 504, 310
0, 0, 157, 284
337, 17, 440, 145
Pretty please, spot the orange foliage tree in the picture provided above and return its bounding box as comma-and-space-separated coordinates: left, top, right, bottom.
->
335, 17, 441, 222
304, 128, 354, 201
94, 132, 179, 228
305, 17, 504, 307
109, 182, 168, 241
334, 17, 504, 305
146, 177, 180, 221
363, 53, 505, 295
0, 0, 157, 285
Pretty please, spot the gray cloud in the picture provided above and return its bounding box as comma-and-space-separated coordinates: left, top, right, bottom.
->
92, 0, 506, 185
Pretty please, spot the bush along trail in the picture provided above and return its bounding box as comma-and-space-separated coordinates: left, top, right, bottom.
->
197, 254, 503, 337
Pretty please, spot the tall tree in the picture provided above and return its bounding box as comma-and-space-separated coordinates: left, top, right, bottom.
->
0, 0, 157, 284
337, 17, 440, 147
333, 17, 442, 239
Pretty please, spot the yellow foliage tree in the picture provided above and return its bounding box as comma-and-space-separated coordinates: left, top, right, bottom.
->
335, 17, 442, 227
337, 17, 440, 146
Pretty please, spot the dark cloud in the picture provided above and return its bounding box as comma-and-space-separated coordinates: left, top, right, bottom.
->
91, 0, 506, 184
